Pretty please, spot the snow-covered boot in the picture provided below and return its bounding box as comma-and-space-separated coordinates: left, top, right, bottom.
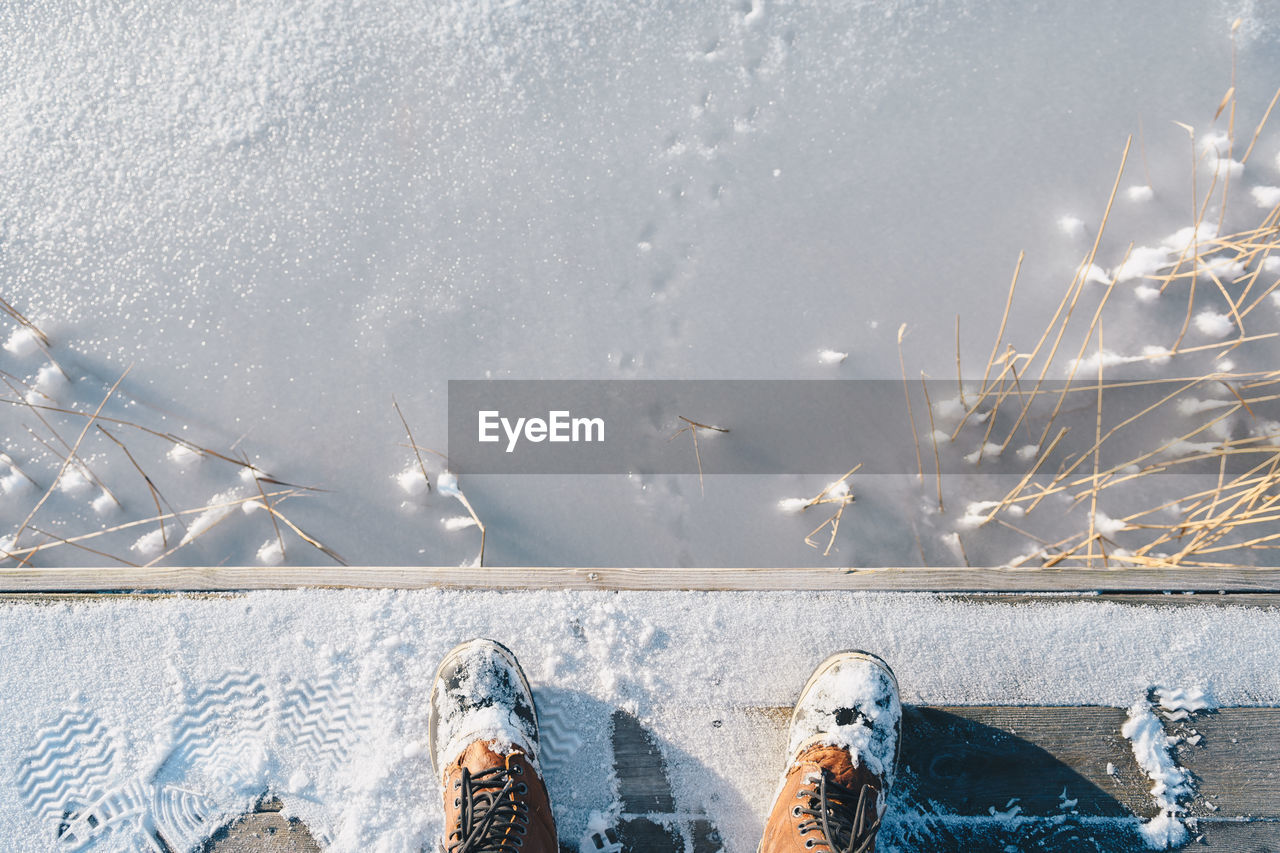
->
428, 639, 557, 853
760, 651, 901, 853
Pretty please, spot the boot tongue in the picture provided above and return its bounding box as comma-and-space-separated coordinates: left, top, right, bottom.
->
455, 740, 521, 775
794, 744, 879, 791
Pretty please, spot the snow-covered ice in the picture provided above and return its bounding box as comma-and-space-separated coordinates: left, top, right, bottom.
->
0, 0, 1276, 571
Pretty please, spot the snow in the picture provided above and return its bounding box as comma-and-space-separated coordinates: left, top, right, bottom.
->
1065, 347, 1169, 375
1112, 246, 1172, 282
1175, 397, 1235, 416
786, 655, 900, 783
1122, 699, 1194, 849
817, 349, 849, 365
1193, 310, 1235, 338
776, 497, 810, 514
0, 590, 1277, 852
91, 489, 118, 516
1092, 511, 1127, 537
31, 364, 68, 401
957, 500, 1001, 529
167, 444, 203, 468
179, 489, 245, 546
437, 472, 461, 498
1126, 185, 1156, 203
1213, 157, 1245, 178
0, 466, 32, 497
130, 526, 169, 556
257, 538, 285, 565
430, 642, 538, 775
1252, 185, 1280, 207
395, 465, 429, 496
1058, 215, 1086, 238
1080, 262, 1110, 284
1201, 256, 1246, 280
963, 443, 1003, 464
1157, 686, 1216, 714
1165, 223, 1220, 253
824, 478, 851, 500
931, 396, 968, 422
56, 465, 91, 496
3, 328, 40, 358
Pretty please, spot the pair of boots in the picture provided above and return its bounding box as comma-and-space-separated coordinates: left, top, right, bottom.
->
428, 640, 900, 853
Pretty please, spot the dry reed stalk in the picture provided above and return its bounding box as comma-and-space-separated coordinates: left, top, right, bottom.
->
245, 452, 286, 562
670, 416, 729, 496
253, 499, 348, 566
393, 396, 431, 493
0, 398, 321, 489
919, 373, 944, 512
11, 367, 131, 556
1087, 320, 1105, 566
1, 376, 119, 505
0, 297, 49, 347
98, 425, 179, 547
792, 464, 862, 557
28, 526, 139, 567
3, 488, 301, 562
979, 252, 1025, 397
897, 325, 924, 483
1032, 245, 1127, 451
1242, 84, 1280, 164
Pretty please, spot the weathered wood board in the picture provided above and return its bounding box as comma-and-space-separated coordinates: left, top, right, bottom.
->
199, 705, 1280, 852
7, 565, 1280, 593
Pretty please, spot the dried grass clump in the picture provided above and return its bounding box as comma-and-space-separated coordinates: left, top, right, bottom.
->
931, 79, 1280, 568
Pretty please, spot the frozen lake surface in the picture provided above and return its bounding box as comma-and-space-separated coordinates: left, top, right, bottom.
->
2, 0, 1280, 567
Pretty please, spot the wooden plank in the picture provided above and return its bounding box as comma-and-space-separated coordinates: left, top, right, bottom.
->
7, 589, 1280, 607
876, 818, 1279, 852
956, 593, 1280, 609
199, 812, 1280, 853
902, 706, 1147, 817
745, 706, 1280, 819
5, 565, 1280, 593
1191, 820, 1280, 852
1179, 709, 1280, 818
611, 710, 721, 853
200, 800, 321, 853
186, 707, 1278, 852
747, 705, 1150, 817
610, 706, 1280, 852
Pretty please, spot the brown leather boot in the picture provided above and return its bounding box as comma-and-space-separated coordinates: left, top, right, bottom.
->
429, 639, 558, 853
760, 651, 901, 853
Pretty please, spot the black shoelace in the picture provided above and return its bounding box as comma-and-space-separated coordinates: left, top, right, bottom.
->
794, 770, 882, 853
446, 766, 531, 853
